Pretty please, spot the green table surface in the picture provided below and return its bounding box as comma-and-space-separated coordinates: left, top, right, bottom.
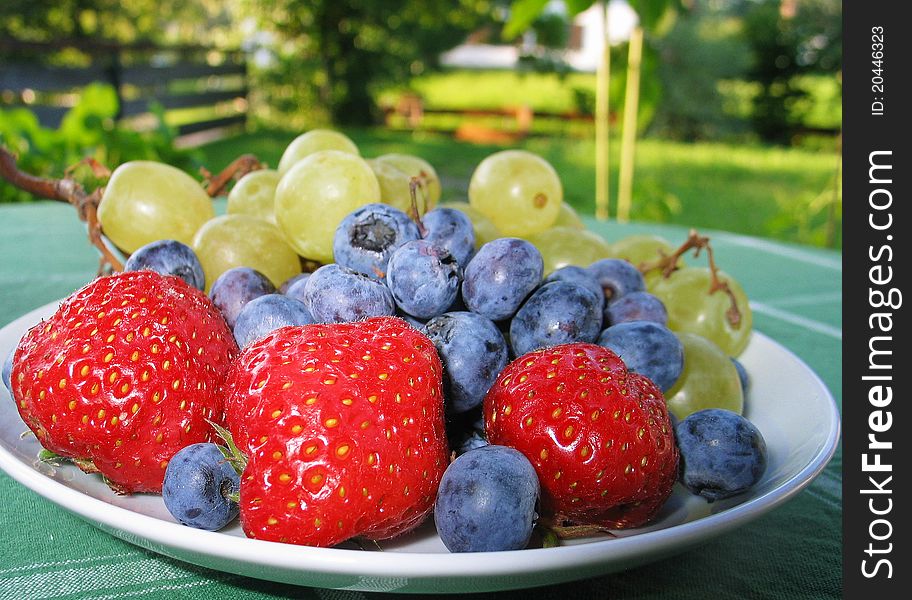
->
0, 201, 842, 599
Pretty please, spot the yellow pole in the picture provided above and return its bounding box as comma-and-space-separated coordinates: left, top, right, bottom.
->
594, 0, 611, 221
617, 26, 643, 223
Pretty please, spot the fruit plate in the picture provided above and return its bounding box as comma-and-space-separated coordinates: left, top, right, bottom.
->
0, 299, 840, 594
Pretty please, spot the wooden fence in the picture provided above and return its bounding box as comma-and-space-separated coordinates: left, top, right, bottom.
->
0, 39, 248, 141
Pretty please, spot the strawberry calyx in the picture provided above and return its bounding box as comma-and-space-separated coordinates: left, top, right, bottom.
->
207, 420, 248, 504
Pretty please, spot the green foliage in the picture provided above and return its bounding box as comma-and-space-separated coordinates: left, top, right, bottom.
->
0, 0, 239, 47
247, 0, 494, 126
743, 0, 842, 143
1, 84, 200, 203
650, 9, 752, 140
505, 0, 682, 40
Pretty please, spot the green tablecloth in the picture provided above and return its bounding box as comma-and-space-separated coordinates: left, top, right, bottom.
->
0, 201, 841, 599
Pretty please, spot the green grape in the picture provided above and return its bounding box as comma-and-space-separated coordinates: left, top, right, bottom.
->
277, 129, 360, 176
97, 161, 214, 254
468, 150, 562, 237
610, 234, 676, 270
438, 201, 502, 249
649, 266, 753, 357
274, 150, 381, 263
371, 153, 441, 213
552, 202, 585, 230
665, 332, 744, 420
525, 226, 613, 274
192, 214, 301, 292
226, 169, 280, 224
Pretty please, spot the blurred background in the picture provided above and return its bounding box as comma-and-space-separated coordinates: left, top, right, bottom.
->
0, 0, 842, 248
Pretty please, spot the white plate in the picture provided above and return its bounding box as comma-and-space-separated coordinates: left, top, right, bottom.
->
0, 300, 840, 594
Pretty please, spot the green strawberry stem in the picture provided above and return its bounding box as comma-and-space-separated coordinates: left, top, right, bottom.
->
37, 448, 67, 465
536, 517, 617, 548
207, 419, 248, 475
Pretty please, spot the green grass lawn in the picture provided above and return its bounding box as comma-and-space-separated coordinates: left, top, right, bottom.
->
198, 127, 841, 249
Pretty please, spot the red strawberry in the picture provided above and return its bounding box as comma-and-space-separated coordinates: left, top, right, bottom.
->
222, 316, 449, 547
10, 270, 238, 493
484, 343, 678, 529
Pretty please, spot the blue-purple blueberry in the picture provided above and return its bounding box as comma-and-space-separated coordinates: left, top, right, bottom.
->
124, 239, 205, 290
597, 321, 684, 392
333, 203, 420, 278
233, 294, 314, 347
421, 207, 476, 267
434, 445, 540, 552
604, 291, 668, 326
422, 311, 509, 414
509, 281, 602, 357
461, 238, 543, 321
543, 265, 605, 314
209, 267, 276, 330
586, 258, 645, 302
162, 443, 240, 531
300, 263, 396, 324
732, 358, 750, 395
675, 408, 768, 502
386, 240, 461, 319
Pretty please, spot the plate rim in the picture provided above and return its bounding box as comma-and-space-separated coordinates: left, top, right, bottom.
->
0, 299, 841, 587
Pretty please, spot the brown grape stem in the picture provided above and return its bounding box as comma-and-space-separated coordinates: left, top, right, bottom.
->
408, 176, 429, 237
0, 145, 124, 273
201, 154, 265, 198
639, 228, 743, 329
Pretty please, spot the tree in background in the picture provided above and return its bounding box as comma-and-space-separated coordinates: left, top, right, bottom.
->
0, 0, 238, 49
742, 0, 841, 143
249, 0, 494, 126
650, 1, 752, 141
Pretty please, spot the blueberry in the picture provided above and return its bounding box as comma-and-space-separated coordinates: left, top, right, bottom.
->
2, 344, 15, 395
509, 281, 602, 357
300, 263, 396, 323
279, 272, 311, 295
597, 321, 684, 392
462, 238, 543, 321
283, 274, 311, 304
396, 311, 428, 330
456, 431, 489, 455
162, 443, 240, 531
421, 207, 476, 267
124, 239, 205, 290
675, 408, 768, 502
586, 258, 645, 302
604, 291, 668, 326
543, 265, 605, 314
386, 240, 461, 319
232, 294, 314, 348
451, 411, 489, 456
731, 357, 750, 395
209, 267, 276, 330
434, 445, 540, 552
422, 312, 509, 414
333, 203, 421, 278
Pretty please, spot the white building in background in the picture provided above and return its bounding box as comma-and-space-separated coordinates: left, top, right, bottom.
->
439, 0, 639, 73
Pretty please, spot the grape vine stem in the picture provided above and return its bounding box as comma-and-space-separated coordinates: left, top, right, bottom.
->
0, 145, 123, 273
199, 154, 265, 197
0, 145, 265, 275
638, 228, 743, 329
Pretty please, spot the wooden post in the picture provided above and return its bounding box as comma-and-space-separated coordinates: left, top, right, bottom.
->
617, 26, 643, 223
594, 0, 611, 221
